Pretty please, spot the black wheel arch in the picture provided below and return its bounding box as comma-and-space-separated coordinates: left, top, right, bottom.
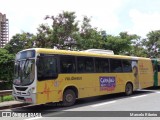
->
125, 81, 134, 95
126, 81, 133, 89
63, 86, 78, 98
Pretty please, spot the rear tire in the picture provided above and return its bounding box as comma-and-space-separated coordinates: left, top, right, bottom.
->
62, 89, 76, 106
125, 83, 133, 96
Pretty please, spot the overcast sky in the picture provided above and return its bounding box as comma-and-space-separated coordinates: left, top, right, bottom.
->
1, 0, 160, 40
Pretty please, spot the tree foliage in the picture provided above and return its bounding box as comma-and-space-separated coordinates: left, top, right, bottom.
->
45, 11, 79, 49
102, 32, 138, 55
5, 32, 35, 55
143, 30, 160, 58
4, 11, 160, 56
35, 24, 52, 48
0, 48, 14, 89
76, 16, 102, 50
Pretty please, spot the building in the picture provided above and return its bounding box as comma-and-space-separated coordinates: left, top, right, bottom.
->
0, 13, 9, 48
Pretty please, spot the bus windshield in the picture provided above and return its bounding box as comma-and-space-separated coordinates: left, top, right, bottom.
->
13, 59, 35, 86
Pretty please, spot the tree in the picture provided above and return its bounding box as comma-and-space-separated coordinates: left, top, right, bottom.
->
143, 30, 160, 58
5, 32, 35, 55
77, 16, 103, 50
35, 24, 52, 48
129, 36, 147, 57
102, 32, 137, 55
45, 11, 79, 49
0, 48, 14, 89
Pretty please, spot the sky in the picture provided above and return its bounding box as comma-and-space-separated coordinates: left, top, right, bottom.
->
1, 0, 160, 40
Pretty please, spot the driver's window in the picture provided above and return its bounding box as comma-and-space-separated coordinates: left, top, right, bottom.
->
37, 56, 57, 80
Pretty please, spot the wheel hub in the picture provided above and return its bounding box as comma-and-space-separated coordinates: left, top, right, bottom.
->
66, 94, 73, 102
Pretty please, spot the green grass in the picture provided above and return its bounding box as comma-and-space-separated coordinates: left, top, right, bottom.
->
0, 95, 14, 102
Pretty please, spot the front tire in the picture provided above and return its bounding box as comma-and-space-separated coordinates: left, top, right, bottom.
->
62, 89, 76, 106
125, 83, 133, 96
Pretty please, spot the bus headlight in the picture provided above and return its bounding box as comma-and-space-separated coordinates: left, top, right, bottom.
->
31, 87, 35, 93
27, 87, 35, 95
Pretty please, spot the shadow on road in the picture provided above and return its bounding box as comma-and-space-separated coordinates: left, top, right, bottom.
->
10, 89, 157, 113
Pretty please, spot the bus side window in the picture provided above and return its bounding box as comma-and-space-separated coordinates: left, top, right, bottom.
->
95, 58, 109, 73
122, 60, 132, 72
110, 59, 123, 73
60, 55, 76, 73
77, 57, 94, 73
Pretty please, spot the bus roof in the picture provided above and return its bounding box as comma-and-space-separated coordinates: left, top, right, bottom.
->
19, 48, 150, 60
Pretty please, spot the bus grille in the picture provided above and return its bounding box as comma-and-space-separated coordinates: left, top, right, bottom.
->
15, 87, 28, 91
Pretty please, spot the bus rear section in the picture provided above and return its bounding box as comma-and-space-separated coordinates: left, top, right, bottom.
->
137, 58, 154, 89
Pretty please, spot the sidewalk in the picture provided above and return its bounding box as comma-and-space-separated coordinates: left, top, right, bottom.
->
0, 101, 28, 110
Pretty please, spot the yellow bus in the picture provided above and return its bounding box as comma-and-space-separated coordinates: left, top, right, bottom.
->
12, 48, 154, 106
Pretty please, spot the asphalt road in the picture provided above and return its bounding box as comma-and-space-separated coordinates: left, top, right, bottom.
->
1, 88, 160, 120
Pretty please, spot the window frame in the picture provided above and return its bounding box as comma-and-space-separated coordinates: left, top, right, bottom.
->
59, 55, 76, 74
77, 56, 95, 73
122, 59, 132, 73
109, 58, 123, 73
95, 58, 110, 73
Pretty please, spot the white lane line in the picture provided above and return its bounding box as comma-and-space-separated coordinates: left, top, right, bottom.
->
137, 89, 160, 94
131, 95, 147, 99
137, 89, 154, 92
91, 101, 116, 107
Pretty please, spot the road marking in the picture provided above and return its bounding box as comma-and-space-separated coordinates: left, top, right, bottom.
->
137, 89, 160, 94
131, 95, 147, 99
137, 89, 159, 92
91, 101, 116, 107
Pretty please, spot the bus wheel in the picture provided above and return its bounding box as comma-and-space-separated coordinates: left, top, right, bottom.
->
125, 83, 133, 96
63, 89, 76, 106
